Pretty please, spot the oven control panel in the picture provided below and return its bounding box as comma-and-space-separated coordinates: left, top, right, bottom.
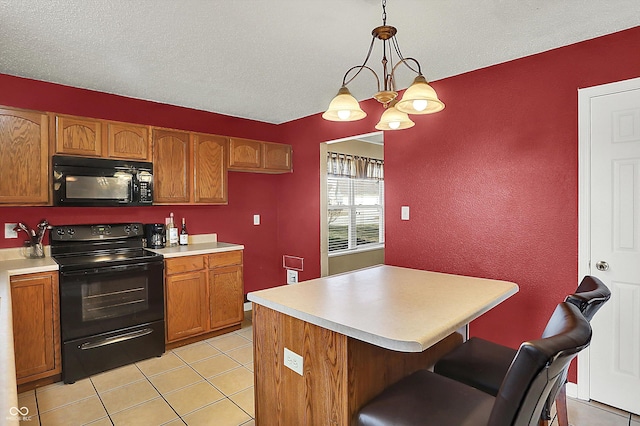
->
51, 223, 143, 241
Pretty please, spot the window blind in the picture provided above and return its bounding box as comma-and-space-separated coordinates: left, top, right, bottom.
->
328, 176, 384, 253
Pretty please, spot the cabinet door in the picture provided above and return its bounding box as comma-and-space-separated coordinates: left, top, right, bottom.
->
55, 114, 102, 156
0, 107, 49, 204
10, 272, 61, 383
152, 129, 191, 203
193, 133, 228, 204
263, 142, 292, 171
228, 138, 262, 170
209, 265, 244, 330
107, 122, 150, 160
165, 271, 208, 342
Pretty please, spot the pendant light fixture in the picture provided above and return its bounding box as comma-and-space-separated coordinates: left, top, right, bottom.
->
322, 0, 444, 130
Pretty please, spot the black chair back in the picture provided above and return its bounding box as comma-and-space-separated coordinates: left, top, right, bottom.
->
566, 275, 611, 321
487, 302, 592, 426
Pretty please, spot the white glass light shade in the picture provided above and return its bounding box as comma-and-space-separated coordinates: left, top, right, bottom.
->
375, 104, 415, 131
322, 86, 367, 121
395, 75, 445, 115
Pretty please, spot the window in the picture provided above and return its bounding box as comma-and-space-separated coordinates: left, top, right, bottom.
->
327, 152, 384, 254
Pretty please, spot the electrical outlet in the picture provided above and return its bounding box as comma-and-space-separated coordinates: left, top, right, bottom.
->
4, 223, 18, 239
287, 269, 298, 284
284, 347, 303, 376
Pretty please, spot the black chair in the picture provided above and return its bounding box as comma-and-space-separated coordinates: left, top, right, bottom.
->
432, 276, 610, 426
356, 302, 592, 426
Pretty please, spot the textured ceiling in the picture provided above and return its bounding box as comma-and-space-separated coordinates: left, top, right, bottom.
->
0, 1, 638, 124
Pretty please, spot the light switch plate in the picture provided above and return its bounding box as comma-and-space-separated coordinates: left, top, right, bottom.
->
401, 206, 410, 221
4, 223, 18, 239
253, 214, 260, 225
284, 347, 303, 375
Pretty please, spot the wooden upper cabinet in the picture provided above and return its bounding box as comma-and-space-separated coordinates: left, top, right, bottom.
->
106, 122, 150, 160
193, 133, 228, 204
55, 114, 102, 156
0, 107, 49, 205
153, 129, 191, 203
228, 137, 262, 169
263, 142, 292, 171
54, 114, 150, 161
228, 137, 292, 173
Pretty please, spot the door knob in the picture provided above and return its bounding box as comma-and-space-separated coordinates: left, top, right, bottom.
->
595, 261, 609, 271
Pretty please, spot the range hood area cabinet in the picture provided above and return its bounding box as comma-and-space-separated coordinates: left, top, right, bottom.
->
152, 129, 228, 205
52, 113, 151, 161
0, 106, 49, 205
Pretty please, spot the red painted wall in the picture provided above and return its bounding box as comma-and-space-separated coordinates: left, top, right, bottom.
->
276, 26, 640, 382
0, 74, 287, 293
1, 27, 639, 384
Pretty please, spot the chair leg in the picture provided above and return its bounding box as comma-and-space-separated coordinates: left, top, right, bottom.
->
556, 383, 569, 426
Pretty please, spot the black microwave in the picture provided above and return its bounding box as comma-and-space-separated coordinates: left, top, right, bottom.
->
52, 155, 154, 207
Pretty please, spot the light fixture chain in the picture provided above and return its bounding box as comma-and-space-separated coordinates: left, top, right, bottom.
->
382, 0, 387, 25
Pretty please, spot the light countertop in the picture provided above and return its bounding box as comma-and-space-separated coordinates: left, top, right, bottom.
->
148, 241, 244, 258
248, 265, 518, 353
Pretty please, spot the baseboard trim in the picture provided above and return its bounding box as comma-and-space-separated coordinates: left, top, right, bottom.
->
566, 382, 578, 399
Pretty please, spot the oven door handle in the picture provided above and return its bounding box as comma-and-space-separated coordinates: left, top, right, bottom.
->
61, 262, 156, 276
79, 328, 154, 350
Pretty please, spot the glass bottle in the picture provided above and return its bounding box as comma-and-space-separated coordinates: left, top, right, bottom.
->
169, 212, 179, 247
179, 218, 189, 245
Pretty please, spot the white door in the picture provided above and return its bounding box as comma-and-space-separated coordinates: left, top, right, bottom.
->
588, 81, 640, 414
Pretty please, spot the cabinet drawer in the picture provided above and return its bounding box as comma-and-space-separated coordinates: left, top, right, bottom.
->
208, 251, 243, 268
165, 255, 205, 275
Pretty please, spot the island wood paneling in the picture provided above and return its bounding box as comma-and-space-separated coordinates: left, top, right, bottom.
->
252, 303, 462, 425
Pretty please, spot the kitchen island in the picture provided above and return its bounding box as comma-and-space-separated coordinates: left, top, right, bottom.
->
247, 265, 518, 426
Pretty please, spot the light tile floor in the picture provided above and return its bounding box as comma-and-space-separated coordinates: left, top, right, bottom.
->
18, 312, 255, 426
16, 311, 640, 425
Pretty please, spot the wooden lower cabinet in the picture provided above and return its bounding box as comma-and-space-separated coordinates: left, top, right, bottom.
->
10, 272, 61, 385
209, 265, 243, 330
165, 250, 244, 347
165, 271, 208, 342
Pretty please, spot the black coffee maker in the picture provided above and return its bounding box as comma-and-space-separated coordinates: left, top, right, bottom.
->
144, 223, 165, 248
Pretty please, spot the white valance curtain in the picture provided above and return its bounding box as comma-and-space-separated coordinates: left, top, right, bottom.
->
327, 152, 384, 180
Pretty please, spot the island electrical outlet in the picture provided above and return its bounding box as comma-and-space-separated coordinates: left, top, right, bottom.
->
284, 347, 303, 376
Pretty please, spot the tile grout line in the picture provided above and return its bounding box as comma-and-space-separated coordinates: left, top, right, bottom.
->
88, 376, 115, 425
174, 346, 255, 420
130, 357, 185, 424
